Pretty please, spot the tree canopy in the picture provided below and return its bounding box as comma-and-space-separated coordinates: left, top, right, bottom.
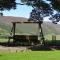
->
0, 0, 60, 23
48, 0, 60, 12
0, 0, 16, 10
21, 0, 60, 12
21, 0, 60, 23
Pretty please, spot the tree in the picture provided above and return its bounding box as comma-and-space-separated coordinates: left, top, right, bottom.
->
48, 0, 60, 23
0, 0, 16, 10
0, 0, 60, 22
49, 13, 60, 24
47, 0, 60, 12
21, 0, 60, 45
21, 0, 60, 22
0, 0, 25, 16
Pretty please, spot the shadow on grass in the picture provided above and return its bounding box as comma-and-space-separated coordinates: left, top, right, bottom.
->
0, 55, 2, 56
0, 40, 60, 51
45, 40, 60, 50
28, 40, 60, 51
45, 40, 60, 46
0, 42, 18, 47
0, 41, 31, 47
0, 42, 52, 51
28, 45, 52, 51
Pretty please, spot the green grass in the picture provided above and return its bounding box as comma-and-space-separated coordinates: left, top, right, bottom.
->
0, 51, 60, 60
0, 39, 8, 42
0, 21, 11, 33
45, 35, 60, 40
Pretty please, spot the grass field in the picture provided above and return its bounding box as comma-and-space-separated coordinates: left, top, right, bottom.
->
0, 51, 60, 60
0, 35, 60, 60
45, 35, 60, 40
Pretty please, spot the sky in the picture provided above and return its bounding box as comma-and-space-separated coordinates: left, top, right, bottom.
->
3, 0, 33, 18
2, 0, 51, 22
1, 0, 57, 22
3, 5, 33, 18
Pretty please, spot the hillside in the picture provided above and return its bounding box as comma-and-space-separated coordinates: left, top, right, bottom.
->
0, 16, 28, 34
0, 16, 60, 35
42, 22, 60, 35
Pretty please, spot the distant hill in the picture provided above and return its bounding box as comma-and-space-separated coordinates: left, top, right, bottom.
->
0, 16, 28, 34
0, 16, 60, 35
42, 22, 60, 35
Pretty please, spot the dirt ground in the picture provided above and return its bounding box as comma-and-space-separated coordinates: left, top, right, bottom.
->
0, 46, 28, 52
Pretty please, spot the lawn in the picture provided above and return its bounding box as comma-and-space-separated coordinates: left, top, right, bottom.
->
45, 35, 60, 40
0, 39, 8, 42
0, 35, 60, 60
0, 51, 60, 60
